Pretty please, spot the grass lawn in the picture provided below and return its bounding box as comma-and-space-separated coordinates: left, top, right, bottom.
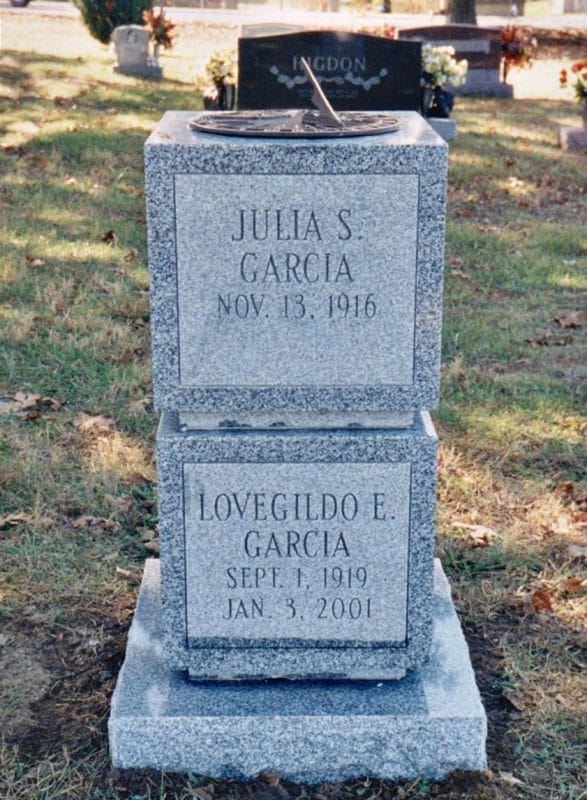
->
1, 8, 586, 800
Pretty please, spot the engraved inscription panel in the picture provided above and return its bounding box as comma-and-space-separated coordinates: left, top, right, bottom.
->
184, 463, 410, 644
175, 174, 418, 388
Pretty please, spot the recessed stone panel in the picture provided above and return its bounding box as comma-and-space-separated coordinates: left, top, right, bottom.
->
175, 173, 418, 389
183, 461, 410, 645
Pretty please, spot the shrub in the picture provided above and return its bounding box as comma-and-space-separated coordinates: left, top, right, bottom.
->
74, 0, 154, 45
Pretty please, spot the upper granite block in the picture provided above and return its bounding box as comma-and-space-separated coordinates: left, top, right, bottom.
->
145, 111, 447, 414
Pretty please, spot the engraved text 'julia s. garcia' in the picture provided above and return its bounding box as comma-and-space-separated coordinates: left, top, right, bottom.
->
216, 207, 378, 323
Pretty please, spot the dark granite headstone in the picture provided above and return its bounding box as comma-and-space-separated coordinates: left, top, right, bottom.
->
238, 31, 422, 111
397, 25, 512, 97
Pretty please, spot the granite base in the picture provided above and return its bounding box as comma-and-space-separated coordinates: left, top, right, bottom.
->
114, 64, 163, 80
109, 559, 487, 781
426, 118, 457, 143
559, 125, 587, 152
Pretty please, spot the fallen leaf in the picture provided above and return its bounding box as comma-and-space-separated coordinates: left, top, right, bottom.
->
445, 355, 466, 385
0, 512, 33, 529
106, 348, 145, 364
128, 396, 151, 413
0, 144, 27, 157
115, 566, 141, 583
499, 771, 524, 787
123, 248, 138, 262
531, 589, 553, 613
526, 332, 574, 346
451, 521, 495, 547
13, 391, 41, 410
26, 256, 46, 268
64, 176, 77, 186
101, 229, 117, 244
124, 471, 152, 486
42, 396, 64, 412
502, 691, 524, 711
562, 576, 585, 594
554, 310, 586, 329
72, 515, 116, 531
556, 481, 576, 501
74, 413, 115, 434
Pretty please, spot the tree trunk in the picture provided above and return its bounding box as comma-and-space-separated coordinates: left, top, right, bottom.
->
447, 0, 477, 25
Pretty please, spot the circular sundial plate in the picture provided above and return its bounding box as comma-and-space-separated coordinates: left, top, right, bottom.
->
189, 111, 401, 138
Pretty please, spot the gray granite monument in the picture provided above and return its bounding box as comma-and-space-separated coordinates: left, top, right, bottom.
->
109, 108, 487, 780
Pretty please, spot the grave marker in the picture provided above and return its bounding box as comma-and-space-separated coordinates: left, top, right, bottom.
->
109, 109, 486, 781
238, 31, 422, 111
398, 24, 512, 97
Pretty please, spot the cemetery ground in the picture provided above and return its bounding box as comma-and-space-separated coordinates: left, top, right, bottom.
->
1, 10, 586, 800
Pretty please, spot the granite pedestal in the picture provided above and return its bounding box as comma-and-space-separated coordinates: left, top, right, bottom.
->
108, 108, 486, 781
109, 559, 487, 781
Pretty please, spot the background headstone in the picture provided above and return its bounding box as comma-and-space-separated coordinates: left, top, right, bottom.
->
112, 25, 162, 80
237, 31, 422, 111
397, 25, 513, 97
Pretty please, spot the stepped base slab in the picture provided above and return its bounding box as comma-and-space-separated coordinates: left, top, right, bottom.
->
109, 559, 486, 782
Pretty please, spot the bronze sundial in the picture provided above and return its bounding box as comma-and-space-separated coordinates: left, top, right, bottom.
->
190, 58, 400, 138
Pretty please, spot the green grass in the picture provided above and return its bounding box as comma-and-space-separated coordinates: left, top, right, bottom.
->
1, 10, 586, 800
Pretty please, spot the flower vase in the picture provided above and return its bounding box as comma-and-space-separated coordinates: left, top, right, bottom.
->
152, 42, 161, 66
428, 88, 454, 119
421, 85, 433, 117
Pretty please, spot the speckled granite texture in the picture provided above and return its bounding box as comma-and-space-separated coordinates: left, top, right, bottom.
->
109, 558, 487, 780
145, 110, 447, 414
156, 410, 437, 680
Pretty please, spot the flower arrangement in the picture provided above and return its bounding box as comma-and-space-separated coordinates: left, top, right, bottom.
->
143, 6, 176, 51
421, 44, 468, 90
559, 60, 587, 102
501, 26, 537, 80
206, 50, 236, 88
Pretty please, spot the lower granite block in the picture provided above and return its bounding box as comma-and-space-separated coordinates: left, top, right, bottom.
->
109, 559, 487, 782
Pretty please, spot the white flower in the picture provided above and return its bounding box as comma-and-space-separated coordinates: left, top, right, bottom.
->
422, 43, 468, 88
